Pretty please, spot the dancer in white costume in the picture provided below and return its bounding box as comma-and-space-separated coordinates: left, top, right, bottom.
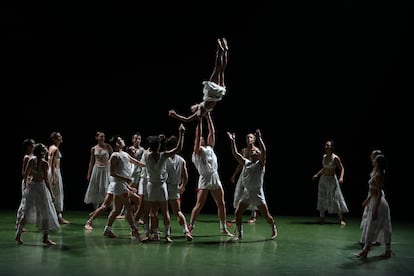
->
101, 135, 147, 241
141, 124, 186, 243
355, 153, 392, 259
165, 135, 193, 241
127, 132, 145, 221
16, 138, 35, 230
84, 131, 113, 209
48, 131, 69, 224
312, 140, 348, 225
188, 112, 233, 237
15, 143, 60, 245
227, 129, 277, 241
169, 37, 228, 123
230, 132, 260, 223
359, 149, 384, 246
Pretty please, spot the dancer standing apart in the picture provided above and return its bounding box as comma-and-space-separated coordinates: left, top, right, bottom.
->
312, 140, 349, 225
356, 152, 392, 259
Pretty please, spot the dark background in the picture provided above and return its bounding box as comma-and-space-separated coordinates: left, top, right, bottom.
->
4, 2, 412, 220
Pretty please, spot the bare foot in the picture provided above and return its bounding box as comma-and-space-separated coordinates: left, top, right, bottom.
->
221, 37, 229, 51
104, 230, 117, 238
271, 224, 278, 239
15, 236, 23, 245
84, 222, 93, 230
58, 217, 70, 225
220, 229, 234, 237
43, 239, 57, 246
185, 232, 193, 241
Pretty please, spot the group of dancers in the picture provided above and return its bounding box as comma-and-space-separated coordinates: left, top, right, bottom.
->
14, 37, 392, 258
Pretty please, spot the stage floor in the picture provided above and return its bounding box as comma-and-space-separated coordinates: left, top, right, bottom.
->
1, 210, 413, 275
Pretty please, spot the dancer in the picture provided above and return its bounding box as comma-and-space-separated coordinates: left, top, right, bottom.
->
165, 135, 193, 241
125, 132, 145, 221
169, 37, 228, 123
15, 143, 60, 245
101, 135, 146, 241
84, 131, 113, 209
230, 132, 260, 223
16, 138, 35, 230
141, 125, 186, 243
312, 140, 349, 225
227, 129, 277, 241
355, 152, 392, 259
48, 131, 70, 224
359, 149, 384, 246
188, 112, 233, 236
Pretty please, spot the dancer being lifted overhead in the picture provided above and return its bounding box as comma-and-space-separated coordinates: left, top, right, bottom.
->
169, 37, 228, 123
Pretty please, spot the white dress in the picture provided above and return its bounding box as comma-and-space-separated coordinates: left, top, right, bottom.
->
316, 156, 349, 214
360, 173, 392, 244
84, 147, 110, 205
192, 146, 222, 190
239, 160, 267, 207
48, 151, 64, 212
142, 151, 169, 202
20, 158, 60, 231
165, 154, 185, 200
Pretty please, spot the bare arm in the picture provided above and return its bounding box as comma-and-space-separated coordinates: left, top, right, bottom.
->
86, 146, 95, 180
23, 158, 33, 189
165, 124, 186, 158
169, 109, 197, 123
226, 132, 246, 165
256, 129, 266, 167
335, 155, 344, 184
231, 163, 243, 183
42, 160, 54, 200
128, 155, 146, 167
21, 155, 31, 178
206, 112, 215, 147
193, 118, 202, 155
372, 174, 384, 219
110, 154, 132, 184
178, 159, 189, 194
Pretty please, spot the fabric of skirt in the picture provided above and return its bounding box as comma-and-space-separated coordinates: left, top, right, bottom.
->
19, 181, 60, 231
84, 165, 110, 205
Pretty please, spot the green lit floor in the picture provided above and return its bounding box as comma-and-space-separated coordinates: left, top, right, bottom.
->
1, 210, 413, 276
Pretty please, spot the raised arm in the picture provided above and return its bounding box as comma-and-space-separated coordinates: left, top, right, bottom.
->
169, 109, 198, 123
256, 129, 266, 166
193, 117, 202, 155
226, 132, 245, 165
165, 124, 186, 158
206, 112, 215, 147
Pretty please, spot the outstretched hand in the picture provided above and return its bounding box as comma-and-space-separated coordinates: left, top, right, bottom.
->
168, 110, 177, 117
226, 131, 235, 140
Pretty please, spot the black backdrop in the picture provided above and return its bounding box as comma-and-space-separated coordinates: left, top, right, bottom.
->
4, 2, 412, 220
